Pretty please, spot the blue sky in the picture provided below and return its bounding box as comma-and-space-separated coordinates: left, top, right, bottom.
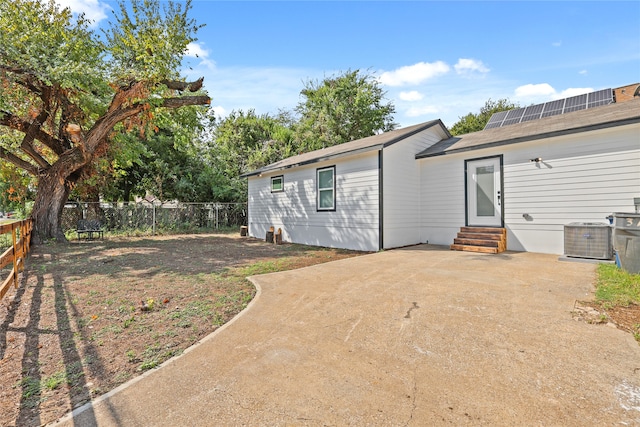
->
62, 1, 640, 128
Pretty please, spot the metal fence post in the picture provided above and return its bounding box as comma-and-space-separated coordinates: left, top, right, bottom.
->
152, 203, 156, 236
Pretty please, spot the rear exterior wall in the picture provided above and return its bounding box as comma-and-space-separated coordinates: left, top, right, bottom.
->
247, 151, 380, 251
419, 123, 640, 254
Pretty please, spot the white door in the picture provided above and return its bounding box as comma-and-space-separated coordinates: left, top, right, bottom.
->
466, 157, 502, 227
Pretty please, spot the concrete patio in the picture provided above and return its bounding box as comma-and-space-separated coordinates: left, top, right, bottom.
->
53, 246, 640, 426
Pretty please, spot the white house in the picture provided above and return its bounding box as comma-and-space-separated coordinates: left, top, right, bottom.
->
242, 84, 640, 255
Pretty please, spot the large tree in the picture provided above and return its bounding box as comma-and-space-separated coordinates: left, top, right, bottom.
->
0, 0, 210, 243
449, 98, 519, 135
294, 69, 397, 151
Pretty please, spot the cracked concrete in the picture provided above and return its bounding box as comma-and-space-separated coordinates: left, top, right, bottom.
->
52, 246, 640, 426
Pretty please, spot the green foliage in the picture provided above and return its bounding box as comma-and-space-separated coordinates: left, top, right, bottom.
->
449, 98, 520, 135
0, 0, 106, 105
209, 110, 295, 202
104, 0, 202, 83
0, 162, 34, 213
294, 69, 397, 151
101, 107, 213, 202
595, 264, 640, 306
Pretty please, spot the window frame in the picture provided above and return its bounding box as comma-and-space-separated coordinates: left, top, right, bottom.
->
270, 175, 284, 193
316, 166, 336, 212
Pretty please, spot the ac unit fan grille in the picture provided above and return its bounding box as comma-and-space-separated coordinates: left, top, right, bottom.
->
564, 223, 612, 260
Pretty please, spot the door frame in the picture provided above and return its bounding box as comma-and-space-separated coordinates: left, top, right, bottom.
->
464, 155, 504, 227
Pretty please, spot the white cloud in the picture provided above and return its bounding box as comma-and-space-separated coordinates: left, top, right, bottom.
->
379, 61, 450, 87
405, 105, 440, 118
399, 91, 424, 101
186, 42, 216, 70
454, 58, 489, 75
55, 0, 110, 25
514, 83, 556, 98
552, 41, 562, 47
579, 70, 588, 75
186, 43, 209, 59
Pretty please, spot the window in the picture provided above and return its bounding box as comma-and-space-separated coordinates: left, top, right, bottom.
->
317, 166, 335, 211
271, 175, 283, 193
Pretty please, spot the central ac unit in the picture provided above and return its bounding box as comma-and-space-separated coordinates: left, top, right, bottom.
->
564, 223, 612, 260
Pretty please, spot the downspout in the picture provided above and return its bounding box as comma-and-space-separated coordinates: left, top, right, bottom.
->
378, 149, 384, 251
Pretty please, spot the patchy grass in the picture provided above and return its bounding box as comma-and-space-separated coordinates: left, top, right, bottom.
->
0, 233, 367, 426
593, 264, 640, 343
595, 264, 640, 307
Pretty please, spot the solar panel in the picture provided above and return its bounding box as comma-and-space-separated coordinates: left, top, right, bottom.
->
563, 93, 588, 113
540, 99, 565, 118
482, 88, 614, 130
587, 88, 613, 108
483, 122, 503, 130
501, 107, 526, 126
520, 103, 545, 122
484, 110, 509, 129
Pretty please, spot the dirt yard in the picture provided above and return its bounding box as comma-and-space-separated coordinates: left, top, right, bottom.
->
0, 233, 365, 427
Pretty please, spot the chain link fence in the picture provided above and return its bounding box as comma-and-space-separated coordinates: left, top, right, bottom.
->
61, 201, 247, 235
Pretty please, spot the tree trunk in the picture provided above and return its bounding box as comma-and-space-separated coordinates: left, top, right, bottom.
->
31, 170, 75, 244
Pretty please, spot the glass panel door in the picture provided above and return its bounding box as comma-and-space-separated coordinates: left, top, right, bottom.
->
467, 157, 502, 226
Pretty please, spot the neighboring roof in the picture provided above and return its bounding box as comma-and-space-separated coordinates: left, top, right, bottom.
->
241, 120, 449, 177
416, 97, 640, 159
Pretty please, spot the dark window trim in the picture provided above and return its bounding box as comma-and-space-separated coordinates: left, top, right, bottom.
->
270, 175, 284, 193
316, 165, 336, 212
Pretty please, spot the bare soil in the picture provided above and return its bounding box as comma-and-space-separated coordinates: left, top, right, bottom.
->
0, 233, 366, 427
573, 300, 640, 337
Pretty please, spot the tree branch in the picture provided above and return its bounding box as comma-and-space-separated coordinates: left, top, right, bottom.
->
0, 146, 39, 176
20, 110, 52, 169
161, 95, 210, 109
0, 111, 68, 155
161, 77, 204, 92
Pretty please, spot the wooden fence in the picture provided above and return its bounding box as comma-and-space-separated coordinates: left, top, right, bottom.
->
0, 219, 33, 300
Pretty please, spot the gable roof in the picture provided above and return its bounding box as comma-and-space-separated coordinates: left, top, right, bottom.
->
241, 119, 449, 177
416, 97, 640, 159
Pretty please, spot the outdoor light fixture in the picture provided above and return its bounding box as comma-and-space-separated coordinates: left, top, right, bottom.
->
530, 157, 543, 163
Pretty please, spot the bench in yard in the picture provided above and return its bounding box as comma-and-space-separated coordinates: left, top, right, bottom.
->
76, 219, 104, 240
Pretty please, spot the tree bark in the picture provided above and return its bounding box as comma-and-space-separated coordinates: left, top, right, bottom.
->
31, 171, 74, 244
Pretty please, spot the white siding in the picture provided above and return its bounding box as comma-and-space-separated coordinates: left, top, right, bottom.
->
382, 128, 445, 248
419, 156, 466, 246
247, 152, 380, 251
420, 123, 640, 254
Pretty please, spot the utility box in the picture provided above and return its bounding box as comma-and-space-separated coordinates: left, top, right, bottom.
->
612, 213, 640, 274
564, 223, 613, 260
